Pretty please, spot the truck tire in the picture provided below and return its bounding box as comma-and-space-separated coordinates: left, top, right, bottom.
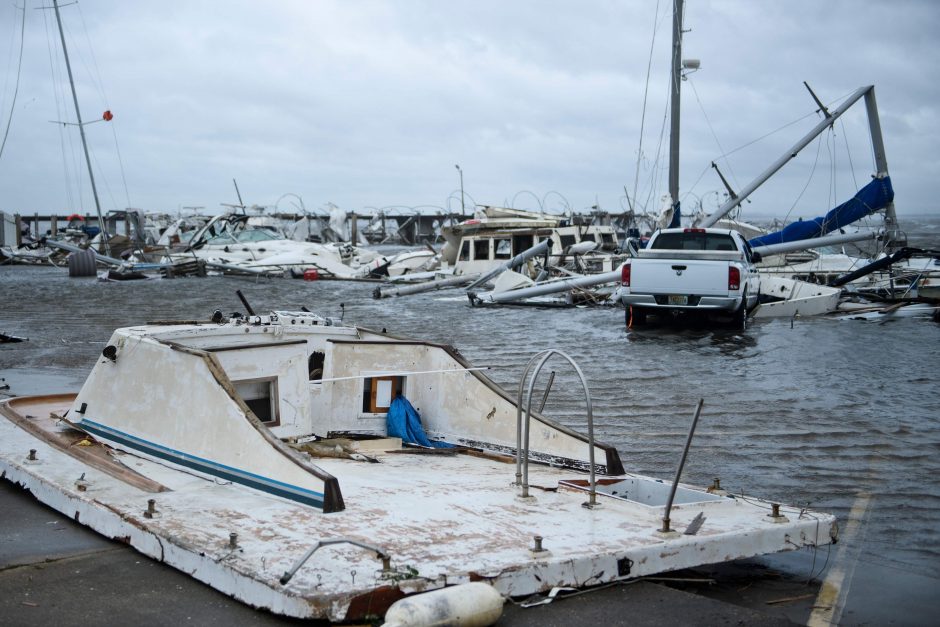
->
630, 306, 647, 326
733, 290, 748, 329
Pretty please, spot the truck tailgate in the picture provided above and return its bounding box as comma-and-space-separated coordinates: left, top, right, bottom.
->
631, 259, 730, 295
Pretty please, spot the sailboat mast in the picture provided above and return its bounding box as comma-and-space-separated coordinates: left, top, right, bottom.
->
668, 0, 684, 226
52, 0, 110, 255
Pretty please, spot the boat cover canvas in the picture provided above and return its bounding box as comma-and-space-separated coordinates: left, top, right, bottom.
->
748, 176, 893, 248
668, 200, 681, 229
387, 396, 453, 448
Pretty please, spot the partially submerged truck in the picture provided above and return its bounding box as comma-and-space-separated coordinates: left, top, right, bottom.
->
614, 227, 761, 326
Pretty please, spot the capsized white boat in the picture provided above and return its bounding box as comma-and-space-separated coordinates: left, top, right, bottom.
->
0, 311, 837, 622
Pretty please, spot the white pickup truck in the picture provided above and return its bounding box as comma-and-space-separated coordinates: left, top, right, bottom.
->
614, 227, 761, 325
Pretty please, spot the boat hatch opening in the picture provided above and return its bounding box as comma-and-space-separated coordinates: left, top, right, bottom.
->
235, 378, 280, 426
362, 375, 404, 414
559, 476, 725, 507
473, 239, 489, 261
308, 351, 325, 381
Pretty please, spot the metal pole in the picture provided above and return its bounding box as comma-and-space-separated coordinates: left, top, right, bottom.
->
864, 87, 901, 247
456, 164, 465, 214
52, 0, 111, 256
701, 86, 873, 228
536, 371, 555, 413
661, 398, 704, 533
668, 0, 684, 214
470, 267, 621, 304
751, 228, 880, 257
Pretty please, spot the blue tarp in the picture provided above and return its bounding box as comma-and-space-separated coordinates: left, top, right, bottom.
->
748, 176, 893, 248
386, 396, 453, 448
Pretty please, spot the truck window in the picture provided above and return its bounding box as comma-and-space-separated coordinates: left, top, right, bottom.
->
650, 232, 737, 251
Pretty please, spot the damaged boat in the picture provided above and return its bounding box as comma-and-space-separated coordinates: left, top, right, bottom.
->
0, 310, 837, 622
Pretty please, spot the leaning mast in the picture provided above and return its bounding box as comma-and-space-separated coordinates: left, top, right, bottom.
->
52, 0, 111, 255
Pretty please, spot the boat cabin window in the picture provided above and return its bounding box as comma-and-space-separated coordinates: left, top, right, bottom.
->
512, 234, 534, 255
308, 351, 325, 381
473, 239, 490, 261
559, 234, 576, 250
580, 233, 596, 243
234, 378, 280, 426
494, 239, 511, 259
458, 240, 471, 261
600, 233, 617, 250
362, 376, 404, 414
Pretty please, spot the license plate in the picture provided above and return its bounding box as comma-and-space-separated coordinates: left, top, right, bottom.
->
667, 294, 688, 305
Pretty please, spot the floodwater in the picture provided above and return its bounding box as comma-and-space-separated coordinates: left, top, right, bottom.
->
1, 214, 939, 625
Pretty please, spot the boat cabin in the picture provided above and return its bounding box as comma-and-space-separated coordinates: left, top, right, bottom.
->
64, 312, 622, 512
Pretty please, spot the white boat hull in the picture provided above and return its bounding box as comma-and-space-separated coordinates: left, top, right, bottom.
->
1, 394, 836, 622
752, 276, 842, 318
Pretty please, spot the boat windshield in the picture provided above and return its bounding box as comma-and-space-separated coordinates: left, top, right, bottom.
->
235, 229, 281, 243
205, 233, 239, 245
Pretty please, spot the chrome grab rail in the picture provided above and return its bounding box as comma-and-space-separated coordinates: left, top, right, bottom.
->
280, 537, 391, 585
515, 349, 597, 506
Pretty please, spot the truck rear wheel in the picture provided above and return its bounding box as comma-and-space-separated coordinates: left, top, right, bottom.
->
630, 306, 647, 326
733, 290, 748, 329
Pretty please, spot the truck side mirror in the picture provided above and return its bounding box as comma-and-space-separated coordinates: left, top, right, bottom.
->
752, 251, 762, 263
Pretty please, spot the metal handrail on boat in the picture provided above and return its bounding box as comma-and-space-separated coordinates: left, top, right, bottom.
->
515, 349, 597, 506
280, 537, 391, 585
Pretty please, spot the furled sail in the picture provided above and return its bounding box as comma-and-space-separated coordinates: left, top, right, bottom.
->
748, 176, 894, 248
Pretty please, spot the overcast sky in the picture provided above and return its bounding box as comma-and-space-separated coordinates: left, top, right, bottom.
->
0, 1, 937, 221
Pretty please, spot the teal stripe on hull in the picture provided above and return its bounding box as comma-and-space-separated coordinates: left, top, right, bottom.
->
77, 418, 326, 509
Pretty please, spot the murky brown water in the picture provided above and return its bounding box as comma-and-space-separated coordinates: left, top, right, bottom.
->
2, 218, 939, 624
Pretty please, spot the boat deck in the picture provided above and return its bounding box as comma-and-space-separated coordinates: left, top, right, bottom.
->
0, 394, 836, 622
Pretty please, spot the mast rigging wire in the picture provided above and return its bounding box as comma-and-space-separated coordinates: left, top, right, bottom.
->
0, 1, 27, 161
41, 2, 79, 212
630, 0, 664, 214
77, 0, 132, 210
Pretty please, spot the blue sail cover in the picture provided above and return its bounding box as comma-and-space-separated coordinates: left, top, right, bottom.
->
667, 200, 681, 229
386, 396, 453, 448
748, 176, 894, 248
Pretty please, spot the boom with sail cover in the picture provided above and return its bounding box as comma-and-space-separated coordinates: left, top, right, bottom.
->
747, 176, 894, 248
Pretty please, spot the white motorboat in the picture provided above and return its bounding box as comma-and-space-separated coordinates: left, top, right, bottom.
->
0, 311, 837, 622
